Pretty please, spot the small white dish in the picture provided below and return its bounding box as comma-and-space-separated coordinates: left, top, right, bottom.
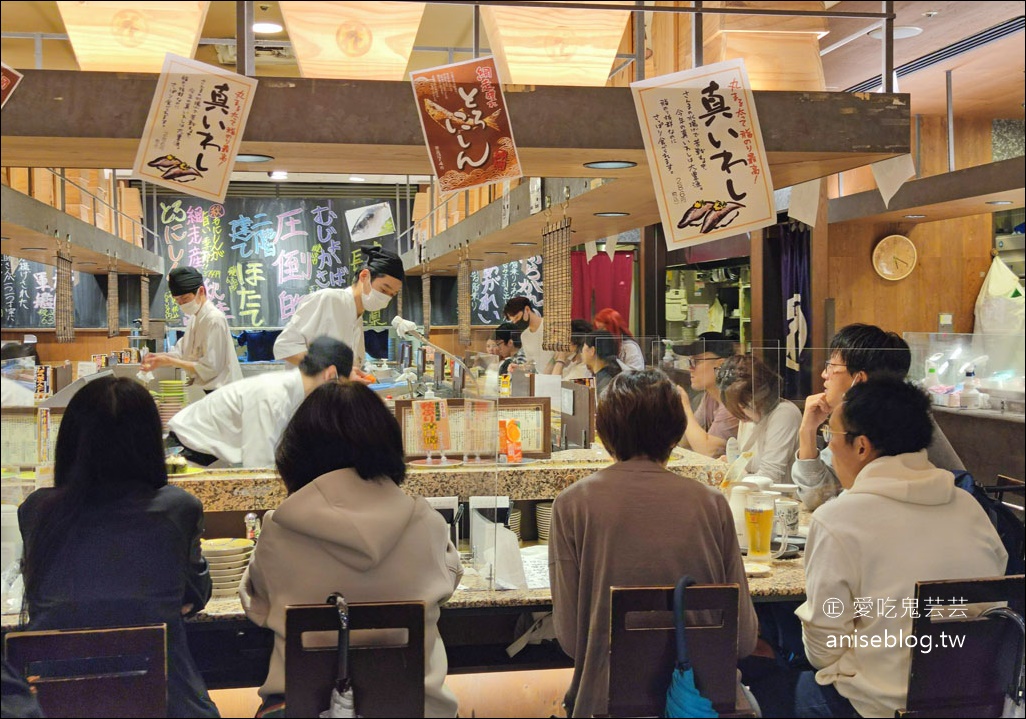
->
202, 538, 255, 557
744, 562, 772, 577
205, 555, 251, 570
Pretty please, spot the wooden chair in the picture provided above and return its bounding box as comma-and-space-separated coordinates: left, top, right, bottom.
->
284, 601, 425, 719
896, 574, 1026, 718
3, 624, 167, 718
608, 584, 756, 718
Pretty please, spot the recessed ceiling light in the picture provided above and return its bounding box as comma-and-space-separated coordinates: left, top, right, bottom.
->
485, 251, 507, 255
252, 21, 283, 34
904, 214, 926, 219
583, 160, 637, 170
986, 200, 1013, 205
470, 258, 485, 262
21, 247, 47, 251
511, 242, 537, 246
79, 262, 96, 266
269, 170, 288, 180
868, 26, 923, 40
349, 175, 366, 182
594, 211, 631, 217
236, 153, 274, 163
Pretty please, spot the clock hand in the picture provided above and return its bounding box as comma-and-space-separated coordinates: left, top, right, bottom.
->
893, 256, 908, 269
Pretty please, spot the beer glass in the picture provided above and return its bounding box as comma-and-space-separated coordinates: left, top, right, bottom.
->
745, 492, 790, 561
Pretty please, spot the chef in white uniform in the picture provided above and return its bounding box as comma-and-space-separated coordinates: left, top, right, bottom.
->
273, 247, 404, 381
142, 266, 242, 393
168, 336, 354, 467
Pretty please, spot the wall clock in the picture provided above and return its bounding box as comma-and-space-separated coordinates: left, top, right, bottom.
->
872, 234, 917, 281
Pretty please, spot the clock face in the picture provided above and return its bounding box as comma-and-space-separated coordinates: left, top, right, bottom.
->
872, 235, 917, 281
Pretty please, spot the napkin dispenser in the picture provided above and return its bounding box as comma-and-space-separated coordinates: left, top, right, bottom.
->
425, 496, 462, 547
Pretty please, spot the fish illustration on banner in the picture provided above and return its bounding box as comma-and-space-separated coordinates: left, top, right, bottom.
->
411, 56, 522, 192
133, 54, 258, 203
344, 202, 395, 243
632, 59, 775, 250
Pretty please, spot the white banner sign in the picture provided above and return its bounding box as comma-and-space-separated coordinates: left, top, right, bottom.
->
133, 54, 258, 203
632, 59, 775, 250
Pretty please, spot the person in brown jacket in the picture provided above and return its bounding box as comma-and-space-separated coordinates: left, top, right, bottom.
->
549, 369, 759, 718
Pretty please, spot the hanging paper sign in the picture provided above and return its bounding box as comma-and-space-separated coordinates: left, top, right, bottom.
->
411, 56, 522, 192
632, 59, 774, 250
133, 54, 258, 203
1, 61, 24, 109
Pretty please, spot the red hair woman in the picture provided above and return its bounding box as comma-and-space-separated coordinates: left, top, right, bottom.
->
593, 307, 645, 370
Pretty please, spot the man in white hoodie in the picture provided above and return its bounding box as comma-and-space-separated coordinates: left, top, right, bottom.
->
795, 378, 1007, 718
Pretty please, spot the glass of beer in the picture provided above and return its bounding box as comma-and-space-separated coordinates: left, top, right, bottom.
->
745, 492, 790, 561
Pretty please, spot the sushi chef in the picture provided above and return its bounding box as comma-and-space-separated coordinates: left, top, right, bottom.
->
168, 336, 354, 467
273, 247, 404, 382
142, 266, 242, 393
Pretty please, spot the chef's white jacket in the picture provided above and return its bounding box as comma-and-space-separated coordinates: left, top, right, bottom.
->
168, 300, 243, 390
168, 368, 305, 467
272, 288, 366, 367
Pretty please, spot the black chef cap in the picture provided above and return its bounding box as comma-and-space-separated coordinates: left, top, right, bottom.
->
362, 247, 405, 282
672, 331, 736, 357
168, 266, 204, 296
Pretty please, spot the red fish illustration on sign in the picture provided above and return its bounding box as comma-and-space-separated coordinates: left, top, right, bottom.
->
423, 98, 502, 133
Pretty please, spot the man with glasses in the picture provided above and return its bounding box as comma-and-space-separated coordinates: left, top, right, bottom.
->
671, 332, 738, 457
795, 378, 1005, 718
793, 323, 963, 510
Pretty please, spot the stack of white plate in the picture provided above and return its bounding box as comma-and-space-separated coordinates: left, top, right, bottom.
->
507, 508, 522, 541
157, 380, 188, 431
202, 538, 255, 598
535, 502, 553, 544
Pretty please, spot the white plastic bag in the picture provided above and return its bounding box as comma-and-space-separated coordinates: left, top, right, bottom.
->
974, 256, 1025, 335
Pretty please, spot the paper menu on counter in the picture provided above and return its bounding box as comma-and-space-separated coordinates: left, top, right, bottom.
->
413, 399, 451, 454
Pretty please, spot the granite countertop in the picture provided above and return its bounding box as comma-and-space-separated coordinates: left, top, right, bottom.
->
152, 555, 807, 625
1, 557, 805, 629
168, 447, 727, 511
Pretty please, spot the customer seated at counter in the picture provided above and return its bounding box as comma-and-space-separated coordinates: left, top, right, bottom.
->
717, 355, 801, 483
793, 323, 964, 511
673, 331, 739, 458
549, 369, 758, 718
593, 307, 646, 371
494, 321, 524, 375
167, 336, 354, 468
240, 381, 462, 718
547, 319, 595, 381
580, 330, 622, 397
795, 378, 1006, 718
18, 376, 219, 717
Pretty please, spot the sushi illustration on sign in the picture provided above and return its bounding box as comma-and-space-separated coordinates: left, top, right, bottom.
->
632, 59, 775, 250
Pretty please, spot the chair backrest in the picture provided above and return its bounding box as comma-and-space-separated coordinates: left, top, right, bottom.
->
608, 584, 752, 717
3, 624, 167, 718
898, 574, 1026, 718
284, 601, 425, 719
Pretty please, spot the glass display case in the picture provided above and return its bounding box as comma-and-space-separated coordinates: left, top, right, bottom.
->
904, 332, 1025, 412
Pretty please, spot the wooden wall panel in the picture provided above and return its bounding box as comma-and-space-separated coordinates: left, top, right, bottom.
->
1, 329, 135, 364
827, 213, 992, 334
829, 115, 994, 198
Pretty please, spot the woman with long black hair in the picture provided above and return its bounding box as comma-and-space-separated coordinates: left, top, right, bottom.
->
18, 376, 218, 718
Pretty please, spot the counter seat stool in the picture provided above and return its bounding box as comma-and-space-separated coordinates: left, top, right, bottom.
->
607, 584, 756, 718
284, 600, 425, 718
897, 574, 1025, 718
3, 623, 167, 718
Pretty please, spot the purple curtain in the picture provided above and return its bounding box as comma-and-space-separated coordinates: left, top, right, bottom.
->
781, 222, 811, 397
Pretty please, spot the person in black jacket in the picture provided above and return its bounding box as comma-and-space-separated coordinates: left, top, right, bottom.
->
18, 376, 219, 718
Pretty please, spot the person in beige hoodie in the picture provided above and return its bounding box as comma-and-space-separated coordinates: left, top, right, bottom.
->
795, 378, 1006, 718
240, 382, 463, 718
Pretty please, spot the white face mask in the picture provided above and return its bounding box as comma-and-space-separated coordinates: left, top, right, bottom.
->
362, 287, 392, 312
179, 299, 201, 317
